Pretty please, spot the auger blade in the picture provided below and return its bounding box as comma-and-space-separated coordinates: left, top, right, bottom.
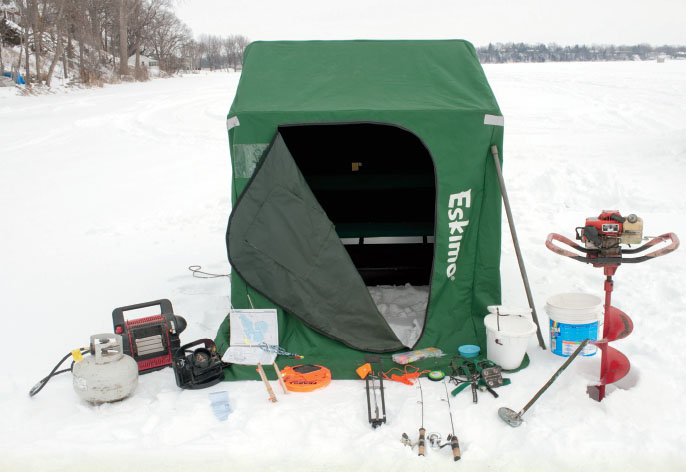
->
599, 345, 630, 386
588, 344, 631, 401
605, 306, 633, 341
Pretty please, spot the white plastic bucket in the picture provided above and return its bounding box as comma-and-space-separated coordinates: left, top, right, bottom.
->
484, 309, 537, 370
545, 293, 603, 357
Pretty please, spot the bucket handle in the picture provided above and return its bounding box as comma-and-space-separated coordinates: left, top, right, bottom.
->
495, 312, 534, 332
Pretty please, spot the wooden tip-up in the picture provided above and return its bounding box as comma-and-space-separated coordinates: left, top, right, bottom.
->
256, 362, 278, 403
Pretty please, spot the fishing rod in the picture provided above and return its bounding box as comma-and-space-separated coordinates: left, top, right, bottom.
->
401, 376, 425, 456
403, 376, 461, 461
428, 379, 462, 461
418, 377, 426, 456
442, 379, 461, 461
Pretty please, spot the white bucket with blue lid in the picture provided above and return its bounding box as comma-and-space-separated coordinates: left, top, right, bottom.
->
484, 306, 536, 370
545, 293, 603, 357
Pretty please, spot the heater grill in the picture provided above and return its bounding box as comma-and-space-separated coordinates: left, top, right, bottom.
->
135, 334, 165, 356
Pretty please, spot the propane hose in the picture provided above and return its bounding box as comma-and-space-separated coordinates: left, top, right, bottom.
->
29, 348, 89, 397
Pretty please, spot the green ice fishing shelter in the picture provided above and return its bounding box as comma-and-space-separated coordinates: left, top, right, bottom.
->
216, 40, 505, 379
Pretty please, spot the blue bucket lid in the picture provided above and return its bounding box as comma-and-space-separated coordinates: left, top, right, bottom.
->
458, 344, 480, 358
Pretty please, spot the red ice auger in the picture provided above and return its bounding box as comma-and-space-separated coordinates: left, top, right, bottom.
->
545, 211, 679, 401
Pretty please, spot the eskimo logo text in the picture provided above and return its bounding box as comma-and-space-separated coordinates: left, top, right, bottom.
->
446, 190, 471, 279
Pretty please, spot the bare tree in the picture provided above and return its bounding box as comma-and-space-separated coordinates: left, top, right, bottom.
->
198, 33, 248, 71
145, 7, 190, 73
179, 37, 199, 70
29, 0, 41, 81
13, 0, 31, 85
128, 0, 165, 79
45, 0, 64, 86
117, 0, 126, 75
8, 0, 247, 85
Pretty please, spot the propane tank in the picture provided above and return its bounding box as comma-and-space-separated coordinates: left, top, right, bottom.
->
72, 333, 138, 404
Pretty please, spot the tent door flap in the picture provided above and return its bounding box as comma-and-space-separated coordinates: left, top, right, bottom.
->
227, 132, 406, 352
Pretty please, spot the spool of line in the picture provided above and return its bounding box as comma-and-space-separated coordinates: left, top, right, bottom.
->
428, 370, 445, 381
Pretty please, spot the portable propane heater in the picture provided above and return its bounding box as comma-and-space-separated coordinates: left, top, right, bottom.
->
546, 211, 678, 401
112, 299, 187, 374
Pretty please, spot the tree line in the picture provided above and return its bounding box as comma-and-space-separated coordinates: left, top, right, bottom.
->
0, 0, 249, 87
477, 42, 686, 63
196, 33, 249, 71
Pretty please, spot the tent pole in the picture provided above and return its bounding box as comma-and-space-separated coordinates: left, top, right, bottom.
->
490, 145, 546, 350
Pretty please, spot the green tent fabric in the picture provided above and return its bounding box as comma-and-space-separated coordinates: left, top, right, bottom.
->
216, 40, 505, 380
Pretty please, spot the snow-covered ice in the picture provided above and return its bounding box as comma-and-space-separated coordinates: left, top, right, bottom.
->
1, 61, 686, 471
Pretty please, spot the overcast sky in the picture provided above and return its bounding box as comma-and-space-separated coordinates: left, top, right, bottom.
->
176, 0, 685, 46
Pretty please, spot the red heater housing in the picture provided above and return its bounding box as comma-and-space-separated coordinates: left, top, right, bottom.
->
112, 299, 187, 374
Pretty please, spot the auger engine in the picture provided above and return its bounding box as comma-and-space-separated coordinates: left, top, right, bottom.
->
576, 211, 643, 257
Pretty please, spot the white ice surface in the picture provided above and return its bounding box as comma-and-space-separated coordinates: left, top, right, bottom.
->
1, 62, 686, 471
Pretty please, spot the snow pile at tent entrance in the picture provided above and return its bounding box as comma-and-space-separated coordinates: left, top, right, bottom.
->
369, 284, 429, 347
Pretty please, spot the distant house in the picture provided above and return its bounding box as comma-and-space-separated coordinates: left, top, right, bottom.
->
128, 55, 159, 69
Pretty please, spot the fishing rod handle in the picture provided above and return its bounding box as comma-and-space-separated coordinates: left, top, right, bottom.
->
418, 428, 426, 456
451, 435, 461, 461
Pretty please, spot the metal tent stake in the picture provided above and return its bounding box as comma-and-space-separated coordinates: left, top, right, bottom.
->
490, 145, 546, 349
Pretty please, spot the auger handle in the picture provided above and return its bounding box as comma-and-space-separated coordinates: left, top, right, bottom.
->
545, 233, 588, 261
546, 232, 680, 264
450, 435, 461, 461
623, 232, 680, 259
418, 428, 425, 456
